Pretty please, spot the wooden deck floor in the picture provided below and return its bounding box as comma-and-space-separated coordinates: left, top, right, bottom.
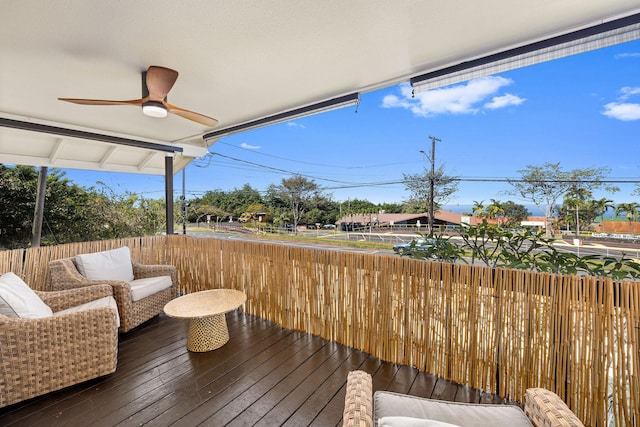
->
1, 311, 510, 426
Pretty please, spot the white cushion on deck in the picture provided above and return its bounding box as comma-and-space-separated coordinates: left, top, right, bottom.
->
374, 391, 532, 427
130, 276, 172, 302
54, 295, 120, 328
379, 417, 460, 427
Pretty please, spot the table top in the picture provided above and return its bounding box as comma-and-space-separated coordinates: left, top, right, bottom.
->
164, 289, 246, 319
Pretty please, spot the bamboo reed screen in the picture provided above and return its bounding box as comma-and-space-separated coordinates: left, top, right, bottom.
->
1, 235, 638, 425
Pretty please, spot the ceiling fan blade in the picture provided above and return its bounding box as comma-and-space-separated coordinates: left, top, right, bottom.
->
146, 66, 179, 101
165, 102, 218, 127
58, 98, 144, 106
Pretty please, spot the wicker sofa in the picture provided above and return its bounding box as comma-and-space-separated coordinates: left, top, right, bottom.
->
342, 370, 585, 427
0, 284, 118, 408
49, 247, 178, 333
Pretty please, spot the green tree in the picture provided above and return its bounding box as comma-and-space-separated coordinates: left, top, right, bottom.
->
500, 201, 530, 227
0, 166, 103, 247
508, 163, 616, 237
615, 202, 639, 235
189, 203, 230, 226
0, 165, 166, 248
92, 183, 162, 239
467, 200, 485, 217
590, 198, 614, 233
341, 198, 378, 215
562, 197, 594, 236
402, 165, 459, 215
305, 195, 339, 226
485, 199, 506, 226
266, 175, 321, 233
378, 202, 403, 214
199, 183, 263, 220
0, 165, 44, 246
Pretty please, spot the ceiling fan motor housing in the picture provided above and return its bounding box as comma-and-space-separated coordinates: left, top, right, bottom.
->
141, 70, 168, 117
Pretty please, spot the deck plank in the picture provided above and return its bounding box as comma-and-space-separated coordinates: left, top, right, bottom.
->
0, 311, 514, 426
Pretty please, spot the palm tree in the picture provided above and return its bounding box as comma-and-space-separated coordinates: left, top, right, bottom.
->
470, 200, 485, 218
615, 202, 639, 235
590, 198, 614, 233
486, 199, 506, 227
562, 197, 584, 236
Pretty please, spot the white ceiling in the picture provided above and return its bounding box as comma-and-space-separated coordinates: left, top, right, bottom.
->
1, 1, 639, 176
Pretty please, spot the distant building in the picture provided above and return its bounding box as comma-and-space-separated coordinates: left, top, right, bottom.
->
335, 211, 554, 231
521, 216, 547, 228
335, 210, 479, 231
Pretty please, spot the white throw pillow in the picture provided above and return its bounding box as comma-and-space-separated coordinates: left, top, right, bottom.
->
75, 246, 135, 282
0, 272, 53, 318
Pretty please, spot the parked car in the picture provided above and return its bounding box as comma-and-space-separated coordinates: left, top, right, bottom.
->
393, 238, 436, 256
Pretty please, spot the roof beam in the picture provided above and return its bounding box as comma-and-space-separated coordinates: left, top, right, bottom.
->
138, 152, 158, 171
48, 138, 64, 163
0, 117, 183, 153
99, 146, 118, 168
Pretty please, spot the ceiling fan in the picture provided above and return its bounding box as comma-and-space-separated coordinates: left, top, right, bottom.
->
58, 66, 218, 127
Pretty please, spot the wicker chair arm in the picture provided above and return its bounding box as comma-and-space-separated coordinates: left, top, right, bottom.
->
343, 370, 373, 427
132, 262, 177, 285
0, 306, 118, 334
524, 388, 585, 427
49, 258, 98, 290
36, 284, 113, 312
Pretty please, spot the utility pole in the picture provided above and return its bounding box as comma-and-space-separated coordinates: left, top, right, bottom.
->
427, 136, 441, 236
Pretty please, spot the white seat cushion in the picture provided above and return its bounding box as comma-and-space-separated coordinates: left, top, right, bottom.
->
74, 246, 135, 282
0, 272, 53, 318
379, 418, 460, 427
374, 391, 532, 427
54, 296, 120, 328
130, 276, 172, 302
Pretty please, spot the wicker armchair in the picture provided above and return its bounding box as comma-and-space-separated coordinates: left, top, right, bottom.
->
0, 285, 118, 408
342, 370, 585, 427
49, 254, 177, 333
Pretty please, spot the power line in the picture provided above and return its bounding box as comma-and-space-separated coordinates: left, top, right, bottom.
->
191, 150, 640, 193
452, 178, 640, 183
216, 141, 413, 169
206, 152, 369, 185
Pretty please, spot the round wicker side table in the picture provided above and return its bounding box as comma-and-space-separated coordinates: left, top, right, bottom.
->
163, 289, 247, 352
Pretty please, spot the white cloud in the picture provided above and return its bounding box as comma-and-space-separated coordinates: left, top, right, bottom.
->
602, 102, 640, 121
382, 94, 411, 109
484, 93, 526, 109
619, 86, 640, 100
382, 76, 523, 117
287, 121, 306, 129
240, 142, 261, 150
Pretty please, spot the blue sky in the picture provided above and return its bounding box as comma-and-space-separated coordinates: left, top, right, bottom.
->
64, 39, 640, 208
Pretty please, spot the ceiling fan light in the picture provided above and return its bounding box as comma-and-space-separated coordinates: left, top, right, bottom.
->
142, 102, 168, 118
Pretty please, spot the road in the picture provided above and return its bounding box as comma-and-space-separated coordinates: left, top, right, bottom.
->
187, 230, 389, 255
186, 229, 640, 261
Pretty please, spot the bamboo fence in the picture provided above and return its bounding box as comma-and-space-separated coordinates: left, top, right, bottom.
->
1, 235, 638, 425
